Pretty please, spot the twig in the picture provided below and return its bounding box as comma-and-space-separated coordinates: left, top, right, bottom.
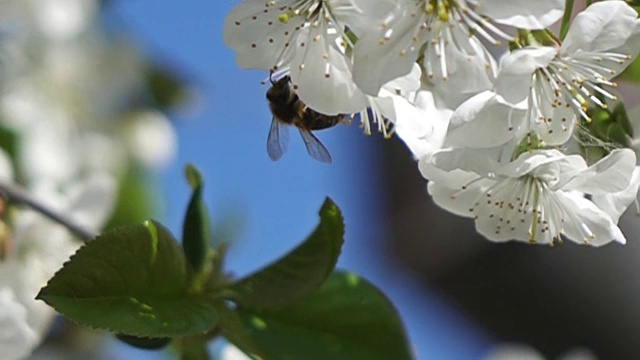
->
0, 182, 95, 242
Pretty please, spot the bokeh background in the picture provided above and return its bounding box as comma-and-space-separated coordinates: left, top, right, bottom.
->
24, 1, 640, 359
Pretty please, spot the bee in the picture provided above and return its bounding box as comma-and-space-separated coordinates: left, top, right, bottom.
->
266, 75, 345, 164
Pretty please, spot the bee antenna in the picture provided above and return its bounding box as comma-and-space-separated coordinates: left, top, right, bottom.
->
269, 70, 276, 85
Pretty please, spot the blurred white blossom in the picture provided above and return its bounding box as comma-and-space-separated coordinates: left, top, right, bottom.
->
0, 0, 180, 357
219, 343, 251, 360
0, 157, 116, 356
0, 289, 38, 360
125, 110, 177, 169
485, 343, 597, 360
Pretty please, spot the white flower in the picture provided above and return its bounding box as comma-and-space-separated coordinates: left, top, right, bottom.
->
35, 0, 97, 41
421, 148, 637, 246
354, 62, 422, 138
20, 108, 79, 183
463, 1, 640, 148
0, 0, 96, 40
592, 166, 640, 222
484, 343, 597, 360
0, 169, 116, 357
125, 110, 177, 169
394, 88, 452, 159
0, 1, 175, 357
223, 0, 379, 114
484, 343, 545, 360
220, 343, 252, 360
351, 0, 564, 96
445, 90, 527, 148
0, 289, 38, 360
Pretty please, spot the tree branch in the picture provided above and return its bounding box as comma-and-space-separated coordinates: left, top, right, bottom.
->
0, 182, 96, 242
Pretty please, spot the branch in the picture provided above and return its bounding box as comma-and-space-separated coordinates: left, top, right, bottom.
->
0, 182, 96, 242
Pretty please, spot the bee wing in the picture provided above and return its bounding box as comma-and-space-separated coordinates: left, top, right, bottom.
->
267, 118, 290, 161
298, 128, 332, 164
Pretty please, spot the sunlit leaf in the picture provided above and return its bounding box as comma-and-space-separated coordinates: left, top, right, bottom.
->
38, 221, 217, 337
236, 272, 413, 360
116, 334, 171, 350
182, 164, 211, 272
619, 54, 640, 83
106, 166, 157, 228
228, 197, 343, 309
215, 302, 264, 359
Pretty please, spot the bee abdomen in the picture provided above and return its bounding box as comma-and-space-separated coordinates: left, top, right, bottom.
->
303, 109, 344, 130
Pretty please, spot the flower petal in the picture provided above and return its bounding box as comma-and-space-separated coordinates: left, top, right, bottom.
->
394, 93, 450, 159
223, 0, 301, 69
351, 4, 426, 95
480, 0, 564, 29
424, 28, 496, 97
289, 28, 366, 114
527, 103, 576, 146
494, 47, 557, 104
447, 91, 526, 148
554, 192, 626, 246
427, 147, 503, 176
427, 179, 490, 218
592, 167, 640, 222
562, 1, 640, 55
561, 149, 636, 194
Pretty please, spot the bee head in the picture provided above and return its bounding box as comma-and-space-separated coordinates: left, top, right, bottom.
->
266, 75, 294, 104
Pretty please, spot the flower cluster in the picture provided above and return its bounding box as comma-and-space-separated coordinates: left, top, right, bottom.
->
224, 0, 640, 247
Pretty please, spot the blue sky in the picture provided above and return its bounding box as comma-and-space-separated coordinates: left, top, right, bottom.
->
110, 1, 494, 358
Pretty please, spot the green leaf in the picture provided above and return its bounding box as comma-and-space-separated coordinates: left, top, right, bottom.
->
106, 166, 157, 228
215, 302, 263, 359
0, 126, 22, 181
37, 221, 217, 337
236, 271, 413, 360
116, 334, 171, 350
620, 54, 640, 83
182, 164, 211, 272
228, 197, 344, 309
184, 163, 204, 190
145, 61, 192, 110
612, 101, 633, 138
177, 336, 211, 360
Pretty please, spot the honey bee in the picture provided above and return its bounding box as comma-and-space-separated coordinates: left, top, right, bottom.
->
266, 75, 345, 164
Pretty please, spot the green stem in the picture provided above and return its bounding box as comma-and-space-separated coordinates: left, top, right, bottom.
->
559, 0, 574, 40
177, 336, 211, 360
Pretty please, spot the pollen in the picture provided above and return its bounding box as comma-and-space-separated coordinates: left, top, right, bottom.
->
278, 14, 289, 23
534, 49, 632, 133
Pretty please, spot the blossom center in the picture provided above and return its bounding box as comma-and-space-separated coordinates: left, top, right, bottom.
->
231, 0, 347, 72
379, 0, 508, 80
456, 172, 597, 245
532, 50, 631, 124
